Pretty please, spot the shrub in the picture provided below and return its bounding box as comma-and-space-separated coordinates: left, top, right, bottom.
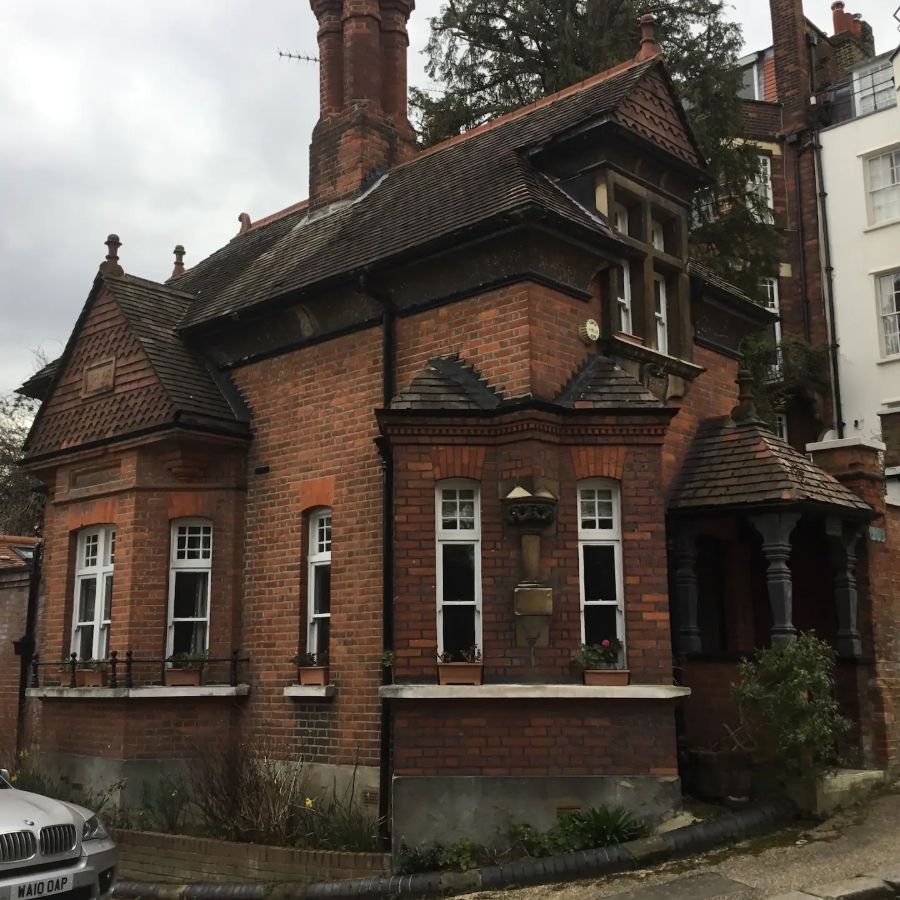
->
396, 839, 483, 874
511, 805, 647, 857
732, 631, 851, 780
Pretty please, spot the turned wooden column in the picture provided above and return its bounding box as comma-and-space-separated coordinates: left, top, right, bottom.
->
673, 527, 702, 654
826, 516, 863, 659
750, 511, 800, 646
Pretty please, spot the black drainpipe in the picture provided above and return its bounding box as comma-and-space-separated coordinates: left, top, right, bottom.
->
359, 272, 395, 850
791, 133, 812, 343
813, 131, 845, 439
14, 540, 43, 757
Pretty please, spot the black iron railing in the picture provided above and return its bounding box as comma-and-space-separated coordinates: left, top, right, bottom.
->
28, 649, 249, 689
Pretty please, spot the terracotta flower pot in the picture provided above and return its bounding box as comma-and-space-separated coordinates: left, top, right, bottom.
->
74, 668, 107, 688
583, 668, 630, 686
165, 668, 202, 687
298, 666, 329, 686
437, 663, 484, 686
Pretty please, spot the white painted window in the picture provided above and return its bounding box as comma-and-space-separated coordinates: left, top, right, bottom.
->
878, 271, 900, 357
773, 413, 789, 442
612, 203, 629, 237
854, 61, 896, 117
651, 220, 665, 253
307, 509, 332, 658
759, 276, 783, 375
749, 155, 774, 223
167, 519, 212, 657
71, 526, 115, 660
653, 273, 668, 354
577, 480, 625, 651
436, 481, 481, 657
616, 264, 632, 334
868, 149, 900, 224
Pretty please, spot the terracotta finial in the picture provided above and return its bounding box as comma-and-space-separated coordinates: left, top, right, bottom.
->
172, 245, 186, 278
731, 369, 759, 424
99, 234, 124, 277
238, 212, 252, 234
635, 13, 662, 62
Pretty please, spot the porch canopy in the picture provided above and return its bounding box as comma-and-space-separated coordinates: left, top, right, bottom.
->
668, 375, 874, 659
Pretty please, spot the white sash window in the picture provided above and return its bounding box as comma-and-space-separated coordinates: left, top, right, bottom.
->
71, 526, 115, 660
167, 519, 213, 657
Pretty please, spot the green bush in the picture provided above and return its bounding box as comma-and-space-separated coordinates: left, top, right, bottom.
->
732, 631, 851, 781
511, 805, 647, 857
396, 839, 482, 875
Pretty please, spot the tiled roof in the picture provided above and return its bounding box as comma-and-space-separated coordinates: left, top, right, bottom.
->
104, 275, 246, 428
0, 536, 38, 571
669, 416, 872, 514
390, 356, 502, 410
18, 359, 59, 401
556, 355, 665, 409
688, 258, 756, 306
176, 59, 697, 330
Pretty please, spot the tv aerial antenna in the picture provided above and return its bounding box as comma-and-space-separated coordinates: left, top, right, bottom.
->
278, 50, 319, 64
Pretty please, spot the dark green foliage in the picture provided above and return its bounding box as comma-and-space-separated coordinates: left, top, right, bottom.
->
732, 632, 851, 780
396, 839, 482, 874
412, 0, 780, 298
0, 393, 42, 536
511, 805, 647, 856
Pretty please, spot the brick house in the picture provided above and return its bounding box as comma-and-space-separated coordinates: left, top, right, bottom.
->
12, 4, 900, 848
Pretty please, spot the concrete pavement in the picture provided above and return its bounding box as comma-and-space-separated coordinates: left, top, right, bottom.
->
461, 784, 900, 900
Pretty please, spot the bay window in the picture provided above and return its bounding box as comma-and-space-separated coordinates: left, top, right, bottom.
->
307, 508, 332, 658
577, 480, 624, 650
167, 519, 212, 657
71, 526, 115, 660
436, 481, 481, 657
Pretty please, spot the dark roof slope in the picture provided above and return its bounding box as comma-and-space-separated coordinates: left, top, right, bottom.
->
18, 359, 59, 401
669, 416, 872, 514
0, 536, 38, 571
177, 59, 700, 330
105, 275, 245, 427
556, 355, 664, 409
390, 356, 502, 411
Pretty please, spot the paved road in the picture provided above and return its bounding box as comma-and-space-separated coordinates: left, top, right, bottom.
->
462, 784, 900, 900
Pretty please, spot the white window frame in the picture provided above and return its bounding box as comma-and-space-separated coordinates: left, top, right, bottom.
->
615, 263, 632, 334
306, 508, 332, 658
773, 413, 789, 442
435, 480, 482, 656
867, 149, 900, 225
577, 479, 625, 654
750, 155, 774, 223
878, 270, 900, 358
653, 273, 668, 354
650, 220, 665, 253
759, 276, 783, 376
166, 518, 213, 658
853, 60, 896, 118
71, 525, 115, 660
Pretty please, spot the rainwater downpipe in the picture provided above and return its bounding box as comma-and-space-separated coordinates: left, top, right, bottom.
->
813, 132, 845, 438
15, 540, 43, 757
358, 271, 395, 849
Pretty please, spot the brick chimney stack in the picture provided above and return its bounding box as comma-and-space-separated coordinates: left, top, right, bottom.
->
768, 0, 812, 133
309, 0, 417, 211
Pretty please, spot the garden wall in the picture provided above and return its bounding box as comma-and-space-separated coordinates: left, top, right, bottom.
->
111, 829, 390, 885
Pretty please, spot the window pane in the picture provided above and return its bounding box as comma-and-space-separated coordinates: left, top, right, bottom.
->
103, 575, 113, 622
76, 626, 95, 661
106, 530, 116, 566
579, 489, 614, 531
442, 544, 475, 603
311, 617, 330, 657
173, 572, 209, 619
83, 534, 99, 569
583, 545, 617, 603
442, 605, 476, 657
313, 564, 331, 615
78, 578, 97, 622
172, 621, 207, 656
584, 605, 619, 648
176, 524, 212, 560
316, 515, 332, 553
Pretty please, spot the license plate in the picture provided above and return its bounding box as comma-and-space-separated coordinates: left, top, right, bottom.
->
15, 875, 71, 899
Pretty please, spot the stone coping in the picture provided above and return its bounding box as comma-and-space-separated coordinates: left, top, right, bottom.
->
379, 684, 691, 700
26, 684, 250, 700
283, 685, 336, 699
807, 436, 886, 453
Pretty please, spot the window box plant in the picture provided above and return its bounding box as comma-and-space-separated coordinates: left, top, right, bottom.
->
437, 646, 483, 685
293, 651, 329, 686
165, 650, 208, 686
574, 640, 629, 686
74, 660, 108, 688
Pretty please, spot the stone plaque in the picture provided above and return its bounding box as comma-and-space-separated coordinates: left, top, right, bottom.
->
82, 356, 115, 397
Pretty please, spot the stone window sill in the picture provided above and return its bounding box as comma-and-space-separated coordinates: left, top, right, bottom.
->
283, 685, 335, 699
876, 355, 900, 366
379, 684, 691, 701
26, 685, 250, 700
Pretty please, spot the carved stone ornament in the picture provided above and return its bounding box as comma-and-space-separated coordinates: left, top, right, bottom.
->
503, 496, 557, 528
640, 362, 669, 401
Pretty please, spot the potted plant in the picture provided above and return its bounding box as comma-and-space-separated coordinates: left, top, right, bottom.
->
165, 650, 208, 686
574, 639, 629, 686
293, 651, 329, 686
437, 646, 483, 685
74, 659, 108, 688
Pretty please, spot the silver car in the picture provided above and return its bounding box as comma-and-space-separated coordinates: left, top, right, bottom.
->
0, 770, 117, 900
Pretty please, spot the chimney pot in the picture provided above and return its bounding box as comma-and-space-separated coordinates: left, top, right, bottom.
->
99, 234, 124, 277
635, 13, 662, 62
172, 244, 186, 278
238, 212, 252, 234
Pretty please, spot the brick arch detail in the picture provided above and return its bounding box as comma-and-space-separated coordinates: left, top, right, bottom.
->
570, 446, 625, 481
299, 475, 336, 512
429, 446, 486, 481
65, 499, 118, 532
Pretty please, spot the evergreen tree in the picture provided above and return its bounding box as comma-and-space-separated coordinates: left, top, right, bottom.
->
411, 0, 779, 300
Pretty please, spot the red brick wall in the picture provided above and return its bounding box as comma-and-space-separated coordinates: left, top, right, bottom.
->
393, 700, 678, 776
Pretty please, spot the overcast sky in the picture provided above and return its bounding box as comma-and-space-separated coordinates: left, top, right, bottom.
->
1, 1, 897, 396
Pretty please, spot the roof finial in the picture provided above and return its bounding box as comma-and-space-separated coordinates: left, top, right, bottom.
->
238, 212, 252, 234
731, 369, 759, 424
172, 244, 186, 278
99, 234, 124, 277
635, 13, 662, 62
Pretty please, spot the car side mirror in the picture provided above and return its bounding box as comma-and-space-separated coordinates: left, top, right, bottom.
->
0, 769, 10, 783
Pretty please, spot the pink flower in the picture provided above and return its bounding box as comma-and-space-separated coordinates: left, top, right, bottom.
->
601, 639, 610, 647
